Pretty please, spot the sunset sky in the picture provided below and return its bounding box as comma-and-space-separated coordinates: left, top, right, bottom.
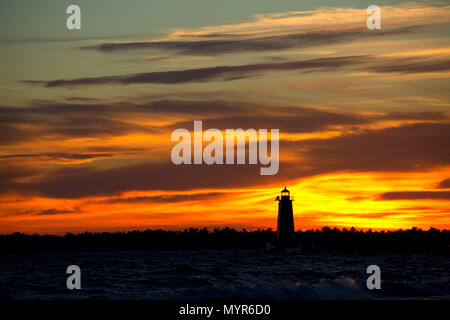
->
0, 0, 449, 234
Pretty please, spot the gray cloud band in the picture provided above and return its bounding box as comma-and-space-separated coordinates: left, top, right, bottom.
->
23, 54, 450, 89
82, 25, 422, 55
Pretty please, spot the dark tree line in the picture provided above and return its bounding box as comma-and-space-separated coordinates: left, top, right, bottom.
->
0, 226, 448, 253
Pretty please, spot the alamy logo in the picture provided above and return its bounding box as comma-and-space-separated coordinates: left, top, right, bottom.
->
66, 265, 81, 290
171, 121, 279, 175
367, 5, 381, 30
366, 265, 381, 289
66, 5, 81, 30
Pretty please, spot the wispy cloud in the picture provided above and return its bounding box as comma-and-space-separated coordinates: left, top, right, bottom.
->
437, 178, 450, 189
0, 33, 155, 46
0, 153, 115, 164
23, 54, 450, 88
22, 55, 370, 87
379, 191, 450, 200
101, 193, 227, 204
82, 4, 450, 56
84, 25, 423, 56
165, 5, 450, 39
364, 56, 450, 74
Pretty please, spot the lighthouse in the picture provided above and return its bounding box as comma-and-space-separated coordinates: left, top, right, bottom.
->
275, 187, 295, 247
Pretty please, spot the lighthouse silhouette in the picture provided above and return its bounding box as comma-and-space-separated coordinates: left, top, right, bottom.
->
275, 187, 295, 247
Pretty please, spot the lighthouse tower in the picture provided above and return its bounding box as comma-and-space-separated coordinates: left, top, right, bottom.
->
275, 187, 295, 247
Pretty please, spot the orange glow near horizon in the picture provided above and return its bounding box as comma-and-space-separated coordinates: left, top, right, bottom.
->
1, 168, 449, 235
1, 114, 449, 234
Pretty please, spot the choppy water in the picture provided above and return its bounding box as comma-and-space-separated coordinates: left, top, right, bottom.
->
0, 249, 449, 299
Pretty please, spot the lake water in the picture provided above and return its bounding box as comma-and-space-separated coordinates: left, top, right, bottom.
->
0, 249, 449, 299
